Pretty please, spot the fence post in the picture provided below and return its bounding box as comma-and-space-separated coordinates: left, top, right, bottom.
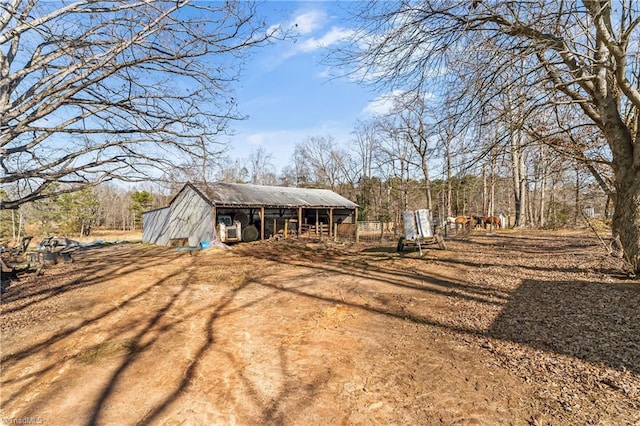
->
355, 221, 360, 243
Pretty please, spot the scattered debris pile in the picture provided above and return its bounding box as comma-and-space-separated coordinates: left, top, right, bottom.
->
1, 237, 82, 291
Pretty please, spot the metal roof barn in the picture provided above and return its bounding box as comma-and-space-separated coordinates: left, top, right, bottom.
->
143, 182, 358, 246
198, 182, 358, 209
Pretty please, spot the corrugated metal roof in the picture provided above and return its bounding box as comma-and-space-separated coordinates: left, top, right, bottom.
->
195, 182, 358, 209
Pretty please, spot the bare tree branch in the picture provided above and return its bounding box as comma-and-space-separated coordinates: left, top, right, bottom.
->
1, 0, 277, 209
335, 0, 640, 271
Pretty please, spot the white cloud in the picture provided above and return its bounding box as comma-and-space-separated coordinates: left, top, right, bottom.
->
263, 6, 356, 69
266, 23, 282, 37
263, 9, 324, 41
291, 10, 326, 35
362, 90, 436, 116
297, 26, 355, 53
246, 133, 267, 146
362, 90, 405, 116
275, 25, 354, 64
316, 68, 331, 79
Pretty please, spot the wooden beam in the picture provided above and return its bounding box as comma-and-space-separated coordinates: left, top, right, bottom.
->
260, 206, 265, 240
329, 208, 333, 238
355, 207, 359, 243
212, 206, 217, 242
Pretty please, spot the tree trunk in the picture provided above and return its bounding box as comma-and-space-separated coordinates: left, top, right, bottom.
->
539, 168, 546, 229
492, 157, 497, 211
482, 164, 487, 214
518, 173, 527, 227
445, 139, 452, 218
421, 156, 433, 213
612, 168, 640, 273
599, 96, 640, 273
11, 209, 16, 241
549, 180, 556, 228
574, 167, 580, 226
510, 128, 527, 227
531, 170, 538, 226
16, 210, 22, 243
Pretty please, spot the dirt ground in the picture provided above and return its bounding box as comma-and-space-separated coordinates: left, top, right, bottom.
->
1, 230, 639, 425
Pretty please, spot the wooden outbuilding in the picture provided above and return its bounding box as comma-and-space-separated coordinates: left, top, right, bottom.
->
142, 182, 358, 246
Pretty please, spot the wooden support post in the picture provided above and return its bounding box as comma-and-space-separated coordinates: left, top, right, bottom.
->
334, 223, 338, 242
284, 219, 289, 240
273, 219, 277, 238
212, 206, 217, 241
355, 208, 359, 243
329, 208, 333, 238
260, 207, 265, 240
315, 209, 319, 235
298, 207, 303, 237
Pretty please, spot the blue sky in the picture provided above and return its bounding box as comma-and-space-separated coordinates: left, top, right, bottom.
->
222, 1, 393, 171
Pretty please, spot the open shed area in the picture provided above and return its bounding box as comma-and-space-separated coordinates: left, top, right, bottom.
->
142, 182, 358, 247
1, 230, 638, 424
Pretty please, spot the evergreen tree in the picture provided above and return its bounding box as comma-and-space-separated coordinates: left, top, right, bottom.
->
57, 189, 100, 236
129, 191, 154, 230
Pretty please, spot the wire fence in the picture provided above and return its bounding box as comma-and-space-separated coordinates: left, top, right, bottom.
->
335, 222, 398, 243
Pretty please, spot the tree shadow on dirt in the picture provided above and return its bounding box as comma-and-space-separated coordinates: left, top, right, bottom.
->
239, 243, 511, 306
487, 278, 640, 375
86, 270, 199, 425
1, 260, 196, 416
129, 278, 253, 425
87, 273, 324, 424
0, 244, 183, 315
360, 246, 398, 254
219, 344, 333, 424
238, 240, 640, 376
4, 238, 638, 424
422, 232, 632, 280
1, 245, 219, 420
1, 249, 189, 364
3, 243, 333, 424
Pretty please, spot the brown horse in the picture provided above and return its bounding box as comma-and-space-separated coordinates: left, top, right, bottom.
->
454, 216, 467, 228
483, 216, 500, 229
454, 216, 474, 229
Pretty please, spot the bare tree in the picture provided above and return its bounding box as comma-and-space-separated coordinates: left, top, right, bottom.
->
374, 115, 417, 224
352, 120, 378, 180
339, 0, 640, 272
351, 119, 382, 220
247, 146, 275, 185
292, 136, 348, 190
433, 102, 470, 220
1, 0, 276, 209
393, 93, 436, 214
215, 158, 249, 184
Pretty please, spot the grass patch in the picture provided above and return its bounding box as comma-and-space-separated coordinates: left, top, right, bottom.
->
76, 339, 138, 365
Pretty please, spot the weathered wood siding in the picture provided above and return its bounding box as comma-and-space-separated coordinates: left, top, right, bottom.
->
142, 185, 215, 246
168, 186, 214, 246
142, 206, 171, 245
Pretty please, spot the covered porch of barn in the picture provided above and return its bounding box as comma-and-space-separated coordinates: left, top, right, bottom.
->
212, 204, 358, 241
